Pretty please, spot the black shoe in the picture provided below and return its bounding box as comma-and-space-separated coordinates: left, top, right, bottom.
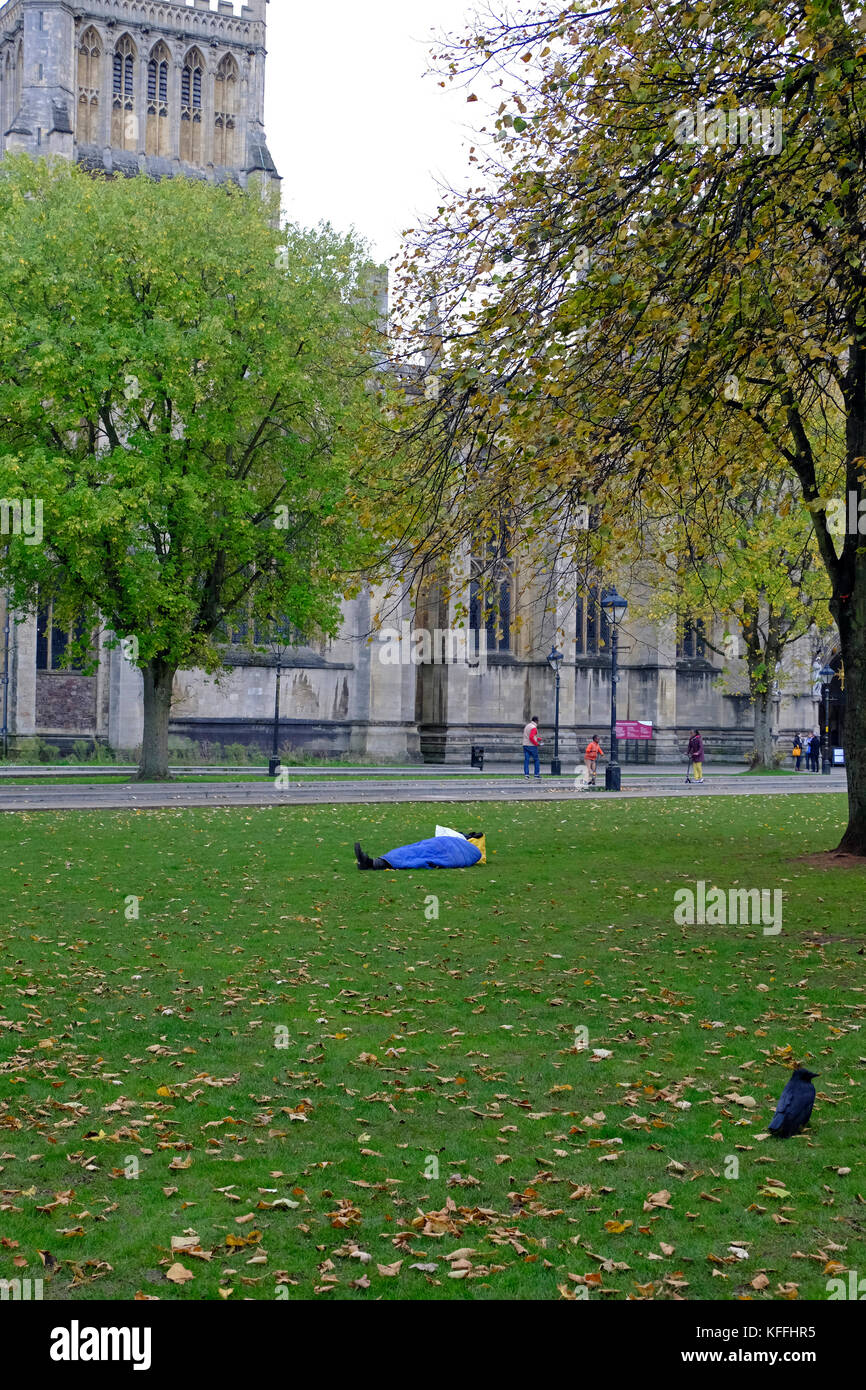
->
354, 842, 375, 871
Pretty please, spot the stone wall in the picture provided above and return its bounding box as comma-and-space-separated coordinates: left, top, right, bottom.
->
35, 672, 97, 733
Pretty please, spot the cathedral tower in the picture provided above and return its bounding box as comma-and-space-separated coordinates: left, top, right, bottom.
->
0, 0, 278, 186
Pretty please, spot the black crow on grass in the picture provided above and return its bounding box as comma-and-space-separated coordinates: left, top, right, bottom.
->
768, 1067, 819, 1137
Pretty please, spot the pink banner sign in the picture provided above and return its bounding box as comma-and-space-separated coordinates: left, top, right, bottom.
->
616, 720, 653, 740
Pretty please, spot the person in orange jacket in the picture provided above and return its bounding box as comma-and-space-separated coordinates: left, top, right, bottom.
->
584, 735, 604, 786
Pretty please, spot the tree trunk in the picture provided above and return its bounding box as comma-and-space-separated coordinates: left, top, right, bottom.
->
751, 683, 775, 768
742, 603, 780, 769
835, 593, 866, 853
140, 658, 176, 781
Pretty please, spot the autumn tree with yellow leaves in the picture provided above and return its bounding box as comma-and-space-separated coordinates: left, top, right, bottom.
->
393, 0, 866, 850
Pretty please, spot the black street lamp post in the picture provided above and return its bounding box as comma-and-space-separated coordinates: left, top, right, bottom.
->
267, 617, 293, 777
819, 663, 834, 775
601, 587, 628, 792
547, 645, 564, 776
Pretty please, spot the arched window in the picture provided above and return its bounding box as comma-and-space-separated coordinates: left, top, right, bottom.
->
111, 34, 136, 150
214, 53, 238, 166
146, 41, 170, 157
2, 52, 11, 143
180, 48, 204, 164
676, 617, 707, 660
469, 532, 514, 653
14, 40, 23, 124
575, 580, 610, 656
36, 597, 92, 673
77, 28, 101, 144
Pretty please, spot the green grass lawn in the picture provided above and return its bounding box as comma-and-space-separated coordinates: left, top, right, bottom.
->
0, 794, 863, 1302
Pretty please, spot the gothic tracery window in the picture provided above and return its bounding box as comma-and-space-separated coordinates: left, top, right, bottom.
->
677, 617, 707, 660
36, 599, 91, 673
2, 52, 11, 145
213, 53, 238, 166
111, 34, 136, 150
180, 48, 204, 164
575, 581, 610, 656
146, 42, 170, 157
469, 533, 513, 653
77, 27, 101, 145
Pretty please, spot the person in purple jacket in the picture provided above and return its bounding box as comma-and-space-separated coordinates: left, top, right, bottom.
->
686, 729, 705, 784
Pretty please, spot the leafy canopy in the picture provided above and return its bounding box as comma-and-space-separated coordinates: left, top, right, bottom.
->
0, 156, 387, 670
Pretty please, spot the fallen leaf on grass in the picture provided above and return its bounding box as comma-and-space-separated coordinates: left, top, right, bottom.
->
643, 1190, 673, 1211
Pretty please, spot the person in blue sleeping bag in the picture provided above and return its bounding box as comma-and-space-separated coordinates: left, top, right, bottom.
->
354, 829, 485, 871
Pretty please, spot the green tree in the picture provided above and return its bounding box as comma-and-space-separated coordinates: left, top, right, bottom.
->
0, 157, 383, 778
395, 0, 866, 851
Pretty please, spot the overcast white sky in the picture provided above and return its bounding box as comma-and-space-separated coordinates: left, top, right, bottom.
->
263, 0, 486, 265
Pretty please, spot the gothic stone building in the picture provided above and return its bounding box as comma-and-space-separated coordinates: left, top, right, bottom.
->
0, 3, 838, 764
0, 0, 277, 183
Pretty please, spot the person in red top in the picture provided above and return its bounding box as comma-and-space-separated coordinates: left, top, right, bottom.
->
523, 716, 542, 779
584, 735, 604, 786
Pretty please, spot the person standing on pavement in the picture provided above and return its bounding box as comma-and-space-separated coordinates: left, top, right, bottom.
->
584, 735, 604, 786
523, 716, 542, 780
687, 729, 705, 784
792, 734, 803, 771
809, 730, 821, 773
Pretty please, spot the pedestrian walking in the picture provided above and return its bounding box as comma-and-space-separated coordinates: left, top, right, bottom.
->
687, 729, 705, 784
523, 716, 542, 780
584, 735, 604, 786
792, 734, 803, 771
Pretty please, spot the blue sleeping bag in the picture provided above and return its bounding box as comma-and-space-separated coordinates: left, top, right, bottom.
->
382, 835, 482, 871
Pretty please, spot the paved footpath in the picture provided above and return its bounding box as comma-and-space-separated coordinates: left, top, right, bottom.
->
0, 766, 848, 812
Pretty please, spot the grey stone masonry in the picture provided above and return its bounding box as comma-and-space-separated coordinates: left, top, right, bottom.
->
0, 0, 278, 187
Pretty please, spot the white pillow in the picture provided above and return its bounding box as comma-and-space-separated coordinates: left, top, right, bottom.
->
435, 825, 466, 839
